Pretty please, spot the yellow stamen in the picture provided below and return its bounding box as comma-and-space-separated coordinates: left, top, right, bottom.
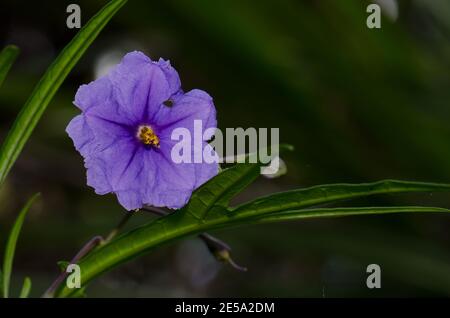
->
137, 125, 160, 147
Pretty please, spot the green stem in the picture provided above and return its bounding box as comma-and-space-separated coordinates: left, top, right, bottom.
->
104, 211, 134, 243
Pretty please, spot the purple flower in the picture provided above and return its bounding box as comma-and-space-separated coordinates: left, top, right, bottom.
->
66, 51, 218, 210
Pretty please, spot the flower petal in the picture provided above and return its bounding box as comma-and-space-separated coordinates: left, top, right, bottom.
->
74, 76, 112, 112
66, 115, 95, 158
154, 89, 217, 140
67, 51, 219, 211
83, 138, 145, 204
109, 51, 171, 123
145, 144, 197, 208
85, 156, 113, 195
74, 75, 136, 126
156, 58, 182, 96
194, 143, 219, 188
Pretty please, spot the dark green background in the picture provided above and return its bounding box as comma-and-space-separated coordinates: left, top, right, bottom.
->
0, 0, 449, 297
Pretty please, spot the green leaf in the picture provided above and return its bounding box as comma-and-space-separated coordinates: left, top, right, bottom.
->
230, 179, 450, 219
247, 206, 450, 225
57, 261, 70, 272
0, 269, 3, 297
0, 45, 20, 89
71, 286, 87, 298
184, 144, 292, 220
55, 161, 265, 297
54, 169, 450, 297
2, 193, 40, 298
19, 277, 31, 298
185, 163, 260, 220
0, 0, 127, 187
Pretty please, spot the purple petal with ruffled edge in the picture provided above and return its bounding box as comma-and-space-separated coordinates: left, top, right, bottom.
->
156, 58, 182, 96
66, 51, 219, 210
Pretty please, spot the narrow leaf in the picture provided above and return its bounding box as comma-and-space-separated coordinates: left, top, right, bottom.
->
71, 286, 87, 298
0, 268, 3, 297
57, 261, 70, 272
185, 163, 260, 220
19, 277, 31, 298
247, 206, 450, 224
185, 144, 292, 220
0, 0, 127, 187
55, 160, 271, 296
0, 45, 20, 89
231, 179, 450, 218
2, 193, 40, 298
54, 177, 450, 297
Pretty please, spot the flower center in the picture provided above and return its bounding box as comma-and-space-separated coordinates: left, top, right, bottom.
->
136, 125, 160, 147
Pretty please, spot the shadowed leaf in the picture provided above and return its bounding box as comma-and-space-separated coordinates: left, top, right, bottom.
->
55, 163, 450, 297
19, 277, 31, 298
2, 193, 39, 298
0, 45, 19, 89
231, 179, 450, 218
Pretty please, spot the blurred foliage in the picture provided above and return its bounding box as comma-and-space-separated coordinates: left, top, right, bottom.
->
0, 0, 449, 297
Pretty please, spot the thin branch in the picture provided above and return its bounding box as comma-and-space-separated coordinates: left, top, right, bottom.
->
142, 206, 167, 217
42, 236, 103, 298
42, 211, 134, 297
104, 211, 134, 242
